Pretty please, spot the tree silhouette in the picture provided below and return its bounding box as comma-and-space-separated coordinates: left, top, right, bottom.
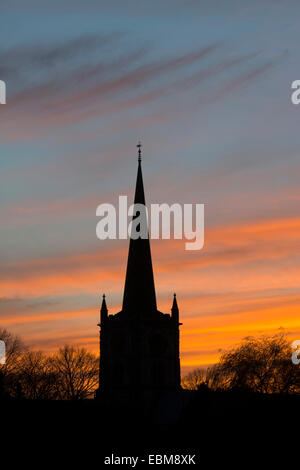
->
0, 328, 27, 398
182, 368, 207, 390
208, 333, 300, 394
50, 345, 99, 400
0, 328, 26, 373
0, 329, 99, 400
2, 326, 298, 400
17, 351, 57, 400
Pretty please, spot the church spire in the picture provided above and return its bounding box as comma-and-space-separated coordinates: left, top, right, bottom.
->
171, 293, 179, 323
122, 144, 157, 315
100, 294, 108, 324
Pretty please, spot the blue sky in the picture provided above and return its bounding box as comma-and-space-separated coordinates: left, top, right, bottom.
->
0, 0, 300, 369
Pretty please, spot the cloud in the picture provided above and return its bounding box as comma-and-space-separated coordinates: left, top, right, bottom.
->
0, 296, 59, 313
0, 33, 122, 81
0, 39, 214, 141
0, 32, 284, 144
213, 52, 287, 101
1, 216, 299, 297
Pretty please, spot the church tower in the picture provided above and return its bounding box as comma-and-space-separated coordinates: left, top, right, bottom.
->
98, 144, 181, 398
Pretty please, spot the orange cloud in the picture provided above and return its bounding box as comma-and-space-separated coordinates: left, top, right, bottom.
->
1, 214, 299, 375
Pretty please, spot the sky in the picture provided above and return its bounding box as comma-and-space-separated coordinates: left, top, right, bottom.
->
1, 0, 300, 374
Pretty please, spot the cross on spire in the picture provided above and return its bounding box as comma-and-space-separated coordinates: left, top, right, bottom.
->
137, 141, 142, 162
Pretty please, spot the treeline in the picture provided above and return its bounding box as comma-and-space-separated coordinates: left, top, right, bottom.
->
182, 333, 300, 394
1, 328, 299, 400
0, 329, 98, 400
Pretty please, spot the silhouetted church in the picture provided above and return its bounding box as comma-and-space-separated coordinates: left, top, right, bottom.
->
98, 144, 181, 400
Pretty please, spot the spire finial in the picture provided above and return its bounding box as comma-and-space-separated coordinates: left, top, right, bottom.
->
137, 141, 142, 162
171, 292, 179, 318
103, 293, 106, 299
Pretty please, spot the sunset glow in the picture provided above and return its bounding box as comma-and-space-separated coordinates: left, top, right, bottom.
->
1, 1, 300, 376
